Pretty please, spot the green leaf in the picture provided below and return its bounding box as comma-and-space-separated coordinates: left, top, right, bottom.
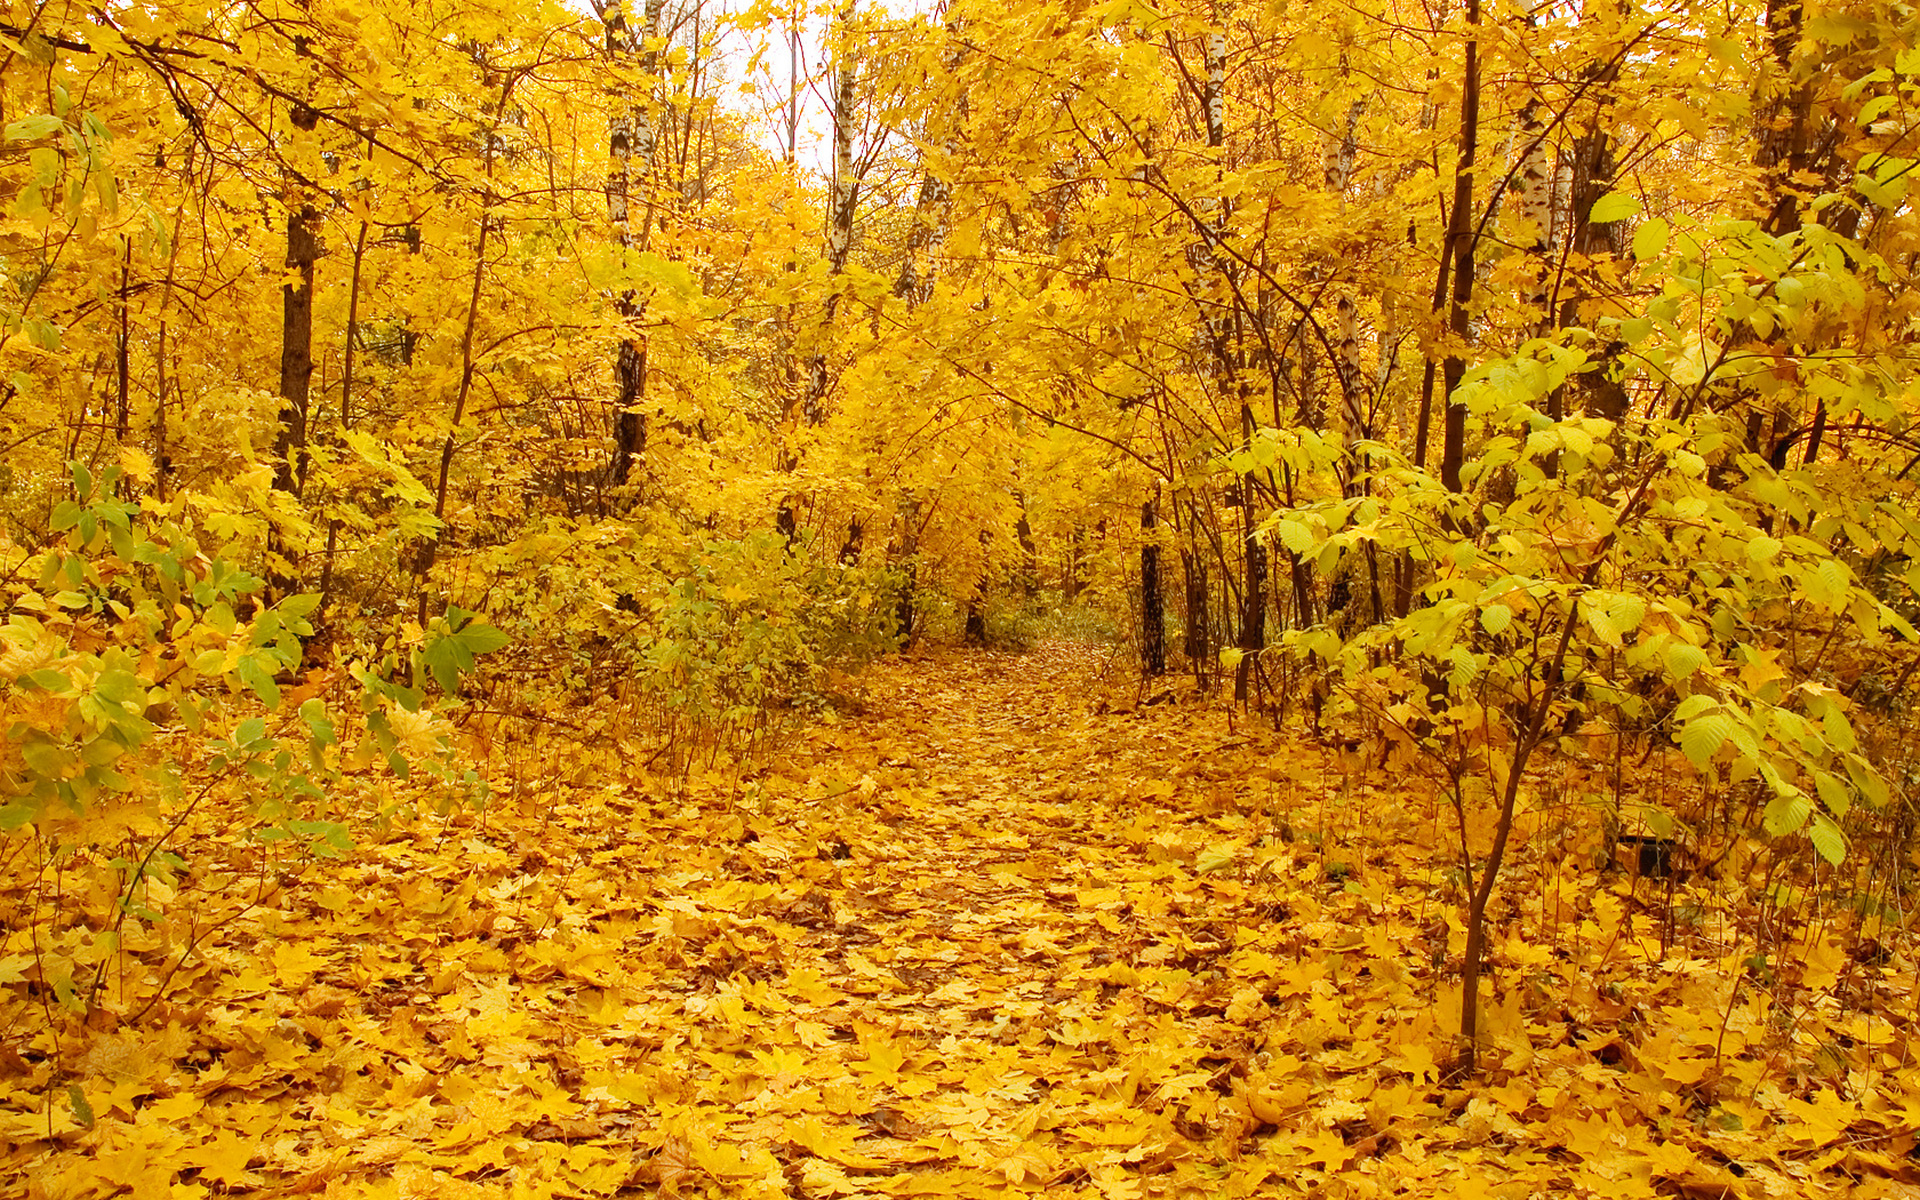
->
24, 668, 71, 692
456, 621, 510, 655
22, 740, 76, 778
1589, 191, 1641, 223
278, 592, 321, 621
1814, 770, 1851, 819
1274, 518, 1313, 555
1821, 706, 1857, 753
1680, 711, 1730, 768
237, 656, 281, 708
6, 113, 63, 141
1807, 813, 1846, 866
1845, 755, 1888, 808
66, 1084, 93, 1129
1632, 217, 1669, 261
300, 697, 336, 748
0, 801, 37, 830
1801, 557, 1850, 609
92, 669, 146, 706
1673, 693, 1717, 722
1605, 592, 1647, 635
424, 640, 459, 692
1662, 642, 1705, 680
1762, 790, 1812, 836
1584, 603, 1621, 649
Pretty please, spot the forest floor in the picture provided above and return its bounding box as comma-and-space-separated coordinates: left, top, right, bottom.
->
8, 640, 1919, 1198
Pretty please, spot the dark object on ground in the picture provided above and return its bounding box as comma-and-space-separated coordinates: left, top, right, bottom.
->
1616, 834, 1675, 878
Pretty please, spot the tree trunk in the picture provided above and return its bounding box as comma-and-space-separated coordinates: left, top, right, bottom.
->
1562, 110, 1628, 423
1757, 0, 1814, 238
1323, 88, 1368, 496
268, 98, 322, 598
605, 0, 663, 492
114, 238, 130, 441
1141, 496, 1165, 676
1182, 541, 1209, 689
1015, 492, 1039, 597
1066, 524, 1086, 601
320, 170, 373, 608
805, 0, 859, 426
964, 531, 990, 647
893, 493, 921, 645
1438, 0, 1481, 496
1235, 415, 1266, 703
274, 193, 318, 499
780, 0, 859, 540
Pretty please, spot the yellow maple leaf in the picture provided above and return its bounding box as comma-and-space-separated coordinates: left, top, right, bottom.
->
1777, 1088, 1856, 1147
1386, 1039, 1439, 1085
271, 942, 330, 987
1296, 1127, 1352, 1171
184, 1129, 259, 1187
689, 1138, 778, 1179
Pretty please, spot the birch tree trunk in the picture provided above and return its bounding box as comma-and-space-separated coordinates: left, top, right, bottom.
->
1325, 92, 1366, 496
780, 0, 860, 545
604, 0, 663, 492
1188, 13, 1265, 705
805, 0, 859, 429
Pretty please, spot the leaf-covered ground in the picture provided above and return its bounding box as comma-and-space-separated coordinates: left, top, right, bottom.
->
7, 641, 1918, 1198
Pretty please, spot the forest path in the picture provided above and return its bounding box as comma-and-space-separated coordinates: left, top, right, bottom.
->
685, 638, 1372, 1196
23, 641, 1809, 1200
784, 640, 1175, 929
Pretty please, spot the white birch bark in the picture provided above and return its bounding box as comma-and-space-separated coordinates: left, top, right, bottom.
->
602, 0, 662, 489
804, 0, 859, 427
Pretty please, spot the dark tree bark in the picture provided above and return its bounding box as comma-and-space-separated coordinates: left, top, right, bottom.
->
1757, 0, 1815, 238
268, 102, 322, 598
893, 493, 921, 645
1015, 491, 1039, 597
1141, 497, 1165, 676
1560, 109, 1629, 423
1438, 0, 1481, 496
273, 114, 321, 503
1235, 417, 1267, 703
114, 238, 130, 441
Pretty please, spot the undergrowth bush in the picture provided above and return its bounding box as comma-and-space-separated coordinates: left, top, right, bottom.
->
0, 464, 504, 1030
636, 533, 897, 742
476, 527, 901, 774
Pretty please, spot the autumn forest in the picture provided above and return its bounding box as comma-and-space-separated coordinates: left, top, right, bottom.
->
3, 0, 1919, 1193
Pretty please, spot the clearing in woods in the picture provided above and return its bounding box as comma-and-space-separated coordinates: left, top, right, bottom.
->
11, 641, 1909, 1198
